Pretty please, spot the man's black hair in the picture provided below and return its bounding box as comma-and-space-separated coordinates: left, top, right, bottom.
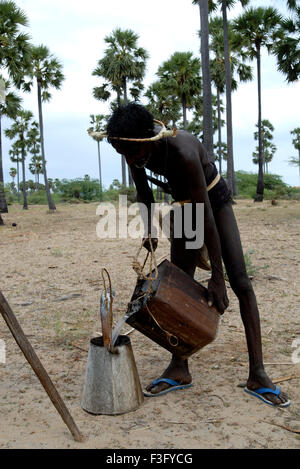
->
107, 103, 155, 142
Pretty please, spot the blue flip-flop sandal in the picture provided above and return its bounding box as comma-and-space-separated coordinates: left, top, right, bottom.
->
244, 385, 290, 408
143, 378, 193, 397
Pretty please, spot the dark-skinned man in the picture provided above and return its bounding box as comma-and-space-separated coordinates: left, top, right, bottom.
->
104, 103, 290, 408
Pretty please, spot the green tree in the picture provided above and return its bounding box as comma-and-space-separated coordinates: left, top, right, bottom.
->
0, 0, 31, 86
27, 121, 43, 189
144, 80, 181, 127
252, 119, 276, 174
9, 140, 21, 200
5, 109, 34, 209
274, 1, 300, 83
88, 114, 106, 200
204, 0, 250, 195
233, 7, 282, 201
23, 45, 65, 210
157, 51, 201, 131
92, 28, 149, 186
0, 0, 30, 225
209, 16, 253, 177
288, 127, 300, 179
0, 75, 21, 212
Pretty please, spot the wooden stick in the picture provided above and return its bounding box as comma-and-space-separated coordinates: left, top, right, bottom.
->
0, 291, 85, 442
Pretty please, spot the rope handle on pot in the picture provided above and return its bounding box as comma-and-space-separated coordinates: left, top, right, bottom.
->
132, 237, 179, 348
132, 236, 159, 297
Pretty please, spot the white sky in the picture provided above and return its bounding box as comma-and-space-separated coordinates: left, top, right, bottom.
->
2, 0, 300, 187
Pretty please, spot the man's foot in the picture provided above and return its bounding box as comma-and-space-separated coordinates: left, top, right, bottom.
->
145, 357, 192, 395
246, 368, 290, 407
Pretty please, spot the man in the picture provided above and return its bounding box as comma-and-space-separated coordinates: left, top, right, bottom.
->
106, 103, 289, 407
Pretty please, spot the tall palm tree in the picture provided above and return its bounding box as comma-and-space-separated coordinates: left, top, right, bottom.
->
9, 166, 16, 183
233, 7, 282, 201
145, 80, 181, 127
88, 114, 106, 200
192, 0, 214, 161
5, 109, 34, 209
0, 76, 21, 213
157, 52, 201, 131
27, 121, 42, 189
92, 28, 149, 187
289, 127, 300, 180
23, 45, 65, 210
9, 141, 21, 200
209, 16, 253, 176
252, 119, 276, 174
274, 1, 300, 83
0, 0, 31, 87
29, 155, 43, 189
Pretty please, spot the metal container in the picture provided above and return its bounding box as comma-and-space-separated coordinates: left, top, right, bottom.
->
81, 271, 144, 415
126, 260, 220, 359
81, 335, 144, 415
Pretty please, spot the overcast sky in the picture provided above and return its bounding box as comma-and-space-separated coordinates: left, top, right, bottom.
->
2, 0, 300, 188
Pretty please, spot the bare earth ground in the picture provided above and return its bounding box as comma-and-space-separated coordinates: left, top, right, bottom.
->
0, 199, 299, 449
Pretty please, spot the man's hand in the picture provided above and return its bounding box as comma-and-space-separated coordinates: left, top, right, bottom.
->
142, 237, 158, 252
207, 276, 229, 315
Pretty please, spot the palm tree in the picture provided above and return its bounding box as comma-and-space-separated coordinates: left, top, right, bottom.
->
29, 156, 43, 189
92, 28, 149, 187
27, 121, 42, 189
209, 16, 253, 176
233, 7, 282, 202
192, 0, 214, 161
9, 141, 21, 200
157, 52, 202, 131
252, 119, 276, 174
9, 166, 16, 182
5, 109, 34, 210
0, 76, 21, 213
289, 127, 300, 180
0, 1, 31, 87
88, 114, 106, 200
23, 45, 65, 210
145, 80, 181, 127
203, 0, 250, 195
274, 1, 300, 83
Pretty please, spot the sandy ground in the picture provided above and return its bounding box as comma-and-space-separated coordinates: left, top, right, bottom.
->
0, 199, 299, 449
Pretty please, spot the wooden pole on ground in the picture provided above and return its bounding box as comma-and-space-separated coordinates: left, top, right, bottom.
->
0, 290, 85, 442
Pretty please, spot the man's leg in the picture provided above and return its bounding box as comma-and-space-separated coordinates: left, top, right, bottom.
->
214, 202, 289, 406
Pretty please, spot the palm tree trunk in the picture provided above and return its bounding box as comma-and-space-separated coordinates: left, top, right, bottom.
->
16, 159, 20, 202
255, 46, 264, 202
20, 133, 28, 210
199, 0, 214, 162
120, 81, 130, 187
182, 95, 187, 131
37, 81, 56, 210
97, 141, 103, 201
217, 89, 222, 175
0, 114, 8, 213
221, 0, 237, 196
